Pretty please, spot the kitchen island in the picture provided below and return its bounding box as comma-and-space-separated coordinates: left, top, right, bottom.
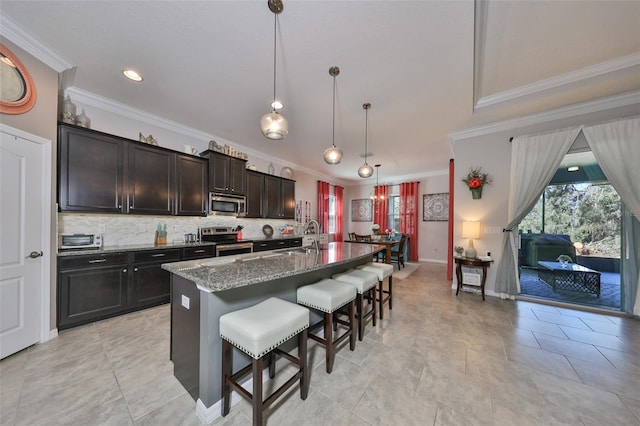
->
161, 242, 381, 422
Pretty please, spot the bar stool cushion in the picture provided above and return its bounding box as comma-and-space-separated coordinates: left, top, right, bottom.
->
357, 262, 393, 280
297, 279, 356, 313
332, 269, 378, 293
220, 297, 309, 359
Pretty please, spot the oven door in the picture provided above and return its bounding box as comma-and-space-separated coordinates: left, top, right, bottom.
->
216, 242, 254, 257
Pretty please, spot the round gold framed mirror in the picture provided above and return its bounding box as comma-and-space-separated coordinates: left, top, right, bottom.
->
0, 43, 37, 115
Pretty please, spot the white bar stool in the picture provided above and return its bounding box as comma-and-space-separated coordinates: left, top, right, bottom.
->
297, 278, 357, 373
357, 262, 394, 319
332, 269, 378, 340
220, 297, 310, 426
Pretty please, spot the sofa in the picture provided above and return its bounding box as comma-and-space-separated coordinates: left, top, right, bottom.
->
518, 233, 576, 268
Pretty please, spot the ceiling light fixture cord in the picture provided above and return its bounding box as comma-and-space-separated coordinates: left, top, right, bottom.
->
323, 66, 342, 164
358, 103, 374, 177
272, 13, 277, 111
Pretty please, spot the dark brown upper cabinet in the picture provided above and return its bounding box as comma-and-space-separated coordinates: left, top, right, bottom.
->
245, 170, 264, 218
264, 174, 295, 219
58, 123, 207, 216
175, 154, 208, 216
204, 150, 246, 195
58, 125, 126, 213
128, 143, 174, 215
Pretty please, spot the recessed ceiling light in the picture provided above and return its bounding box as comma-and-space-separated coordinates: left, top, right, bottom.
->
567, 166, 579, 172
122, 69, 143, 82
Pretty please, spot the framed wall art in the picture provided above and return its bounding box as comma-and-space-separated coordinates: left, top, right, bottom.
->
351, 199, 372, 222
423, 193, 449, 221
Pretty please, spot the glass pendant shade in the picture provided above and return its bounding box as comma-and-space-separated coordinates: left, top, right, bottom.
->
324, 145, 343, 164
358, 163, 374, 178
261, 111, 288, 140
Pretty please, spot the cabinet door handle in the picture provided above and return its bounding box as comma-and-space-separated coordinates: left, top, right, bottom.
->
122, 268, 127, 273
88, 259, 107, 264
194, 249, 205, 253
134, 267, 138, 272
151, 253, 166, 257
118, 204, 122, 209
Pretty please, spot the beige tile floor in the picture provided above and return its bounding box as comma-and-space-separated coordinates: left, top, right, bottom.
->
2, 262, 639, 425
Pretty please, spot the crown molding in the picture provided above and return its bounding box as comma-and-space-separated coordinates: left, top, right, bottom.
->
450, 90, 640, 142
0, 12, 72, 72
474, 53, 640, 110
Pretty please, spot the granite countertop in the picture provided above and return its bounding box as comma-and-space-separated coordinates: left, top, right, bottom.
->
57, 241, 217, 257
161, 242, 382, 293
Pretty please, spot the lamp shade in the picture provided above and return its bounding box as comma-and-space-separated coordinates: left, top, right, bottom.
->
260, 111, 288, 140
462, 221, 480, 239
324, 146, 343, 164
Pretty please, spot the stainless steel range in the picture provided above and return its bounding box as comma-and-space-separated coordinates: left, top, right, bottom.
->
200, 226, 253, 257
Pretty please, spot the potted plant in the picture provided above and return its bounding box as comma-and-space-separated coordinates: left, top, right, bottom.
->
462, 167, 492, 199
454, 245, 464, 257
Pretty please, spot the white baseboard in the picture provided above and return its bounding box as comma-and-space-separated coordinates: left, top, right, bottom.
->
419, 257, 447, 264
47, 328, 58, 341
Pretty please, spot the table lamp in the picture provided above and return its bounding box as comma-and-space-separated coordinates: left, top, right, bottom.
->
462, 220, 480, 259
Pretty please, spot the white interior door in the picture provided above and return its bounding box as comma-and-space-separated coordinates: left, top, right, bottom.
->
0, 128, 49, 359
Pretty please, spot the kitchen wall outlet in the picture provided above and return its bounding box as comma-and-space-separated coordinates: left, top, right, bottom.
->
98, 224, 106, 234
181, 295, 190, 309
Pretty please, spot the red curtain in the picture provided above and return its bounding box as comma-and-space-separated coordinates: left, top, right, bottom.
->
373, 185, 389, 230
399, 182, 419, 261
317, 180, 330, 234
335, 185, 344, 242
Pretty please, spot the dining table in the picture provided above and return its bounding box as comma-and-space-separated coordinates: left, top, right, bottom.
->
344, 236, 400, 264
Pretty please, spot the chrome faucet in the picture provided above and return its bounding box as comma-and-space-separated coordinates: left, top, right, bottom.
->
305, 220, 321, 235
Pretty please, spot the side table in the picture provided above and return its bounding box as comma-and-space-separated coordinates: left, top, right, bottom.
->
454, 257, 493, 301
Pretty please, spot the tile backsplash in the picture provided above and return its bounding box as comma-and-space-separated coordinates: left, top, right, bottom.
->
58, 213, 295, 247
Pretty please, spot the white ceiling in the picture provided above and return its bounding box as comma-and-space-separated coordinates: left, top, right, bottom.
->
2, 0, 639, 183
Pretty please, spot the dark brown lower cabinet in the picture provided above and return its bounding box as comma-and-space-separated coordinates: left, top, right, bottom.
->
58, 247, 186, 330
130, 249, 180, 309
58, 254, 128, 330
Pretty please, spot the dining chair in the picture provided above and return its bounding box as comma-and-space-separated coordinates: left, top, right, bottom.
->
354, 234, 372, 242
389, 234, 407, 269
348, 232, 357, 241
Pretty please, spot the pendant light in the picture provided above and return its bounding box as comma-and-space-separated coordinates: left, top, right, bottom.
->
358, 103, 374, 178
323, 66, 343, 164
260, 0, 288, 140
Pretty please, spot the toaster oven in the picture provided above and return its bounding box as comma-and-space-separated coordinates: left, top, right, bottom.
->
60, 234, 103, 250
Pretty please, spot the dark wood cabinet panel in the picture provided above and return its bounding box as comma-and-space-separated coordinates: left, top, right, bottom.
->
264, 175, 296, 219
245, 170, 264, 218
181, 245, 215, 260
175, 155, 208, 216
128, 144, 174, 215
59, 124, 206, 217
58, 254, 128, 330
282, 179, 296, 219
205, 151, 246, 195
58, 125, 125, 213
130, 249, 180, 308
264, 175, 282, 218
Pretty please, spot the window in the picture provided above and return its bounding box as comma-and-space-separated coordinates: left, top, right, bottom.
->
387, 195, 400, 231
328, 194, 336, 234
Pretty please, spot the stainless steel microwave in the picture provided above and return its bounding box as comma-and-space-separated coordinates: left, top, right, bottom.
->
209, 193, 246, 216
60, 234, 102, 250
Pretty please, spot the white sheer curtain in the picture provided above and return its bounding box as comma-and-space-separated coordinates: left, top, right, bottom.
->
494, 128, 581, 297
583, 116, 640, 316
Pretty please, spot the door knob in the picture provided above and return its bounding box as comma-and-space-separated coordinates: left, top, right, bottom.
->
26, 251, 43, 259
